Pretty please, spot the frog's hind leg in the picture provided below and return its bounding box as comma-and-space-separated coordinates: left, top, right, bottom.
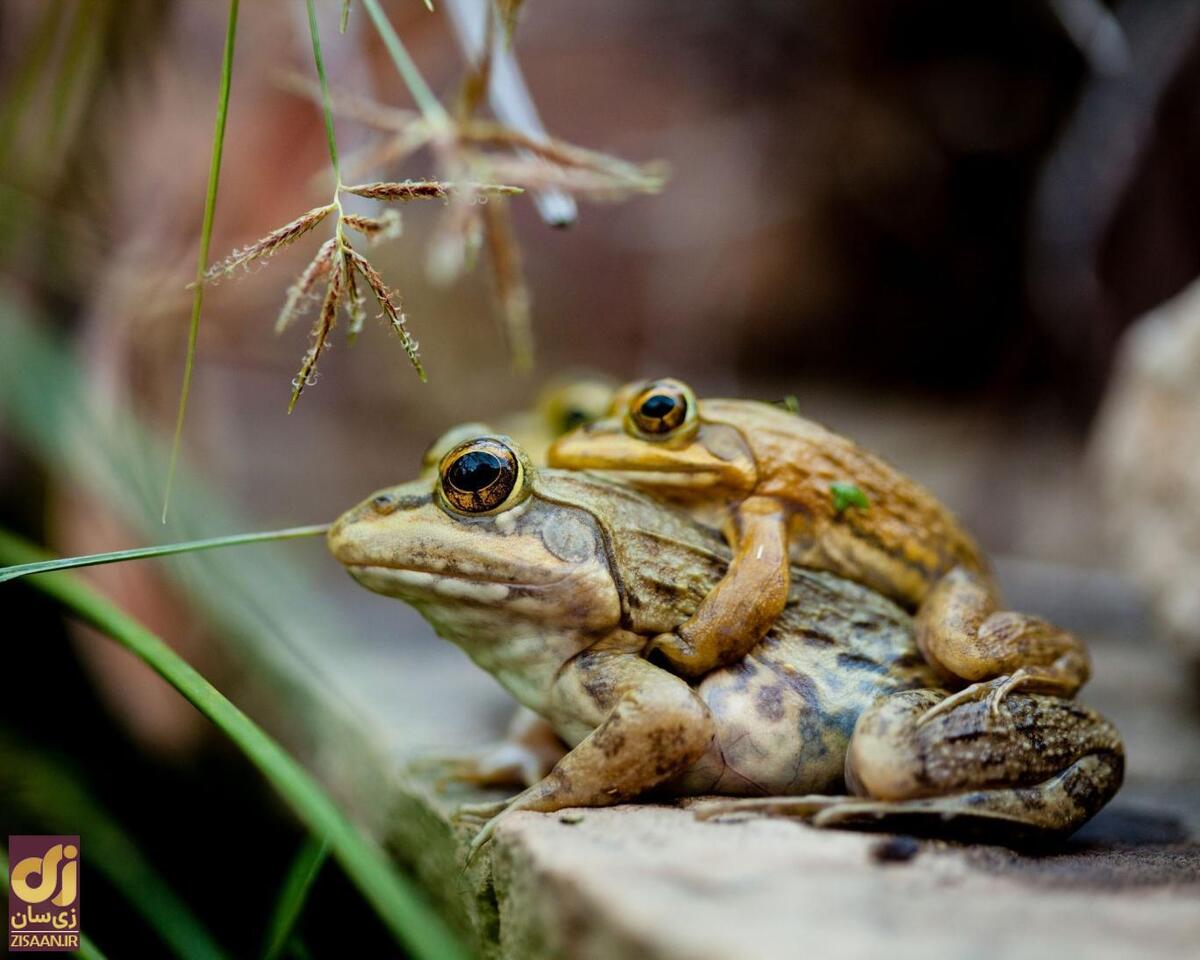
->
916, 567, 1091, 724
692, 689, 1123, 840
803, 754, 1120, 841
839, 688, 1123, 839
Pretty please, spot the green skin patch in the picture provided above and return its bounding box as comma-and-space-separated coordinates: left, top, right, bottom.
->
830, 482, 870, 514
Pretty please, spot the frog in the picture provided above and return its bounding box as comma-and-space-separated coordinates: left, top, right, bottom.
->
328, 433, 1123, 854
547, 377, 1091, 723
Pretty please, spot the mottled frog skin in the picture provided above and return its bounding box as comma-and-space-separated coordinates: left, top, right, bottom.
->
330, 434, 1123, 850
548, 379, 1092, 724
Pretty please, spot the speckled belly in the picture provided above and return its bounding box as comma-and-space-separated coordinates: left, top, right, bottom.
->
674, 569, 942, 797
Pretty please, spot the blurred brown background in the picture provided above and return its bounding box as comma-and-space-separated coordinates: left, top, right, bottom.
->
6, 0, 1200, 542
2, 1, 1200, 954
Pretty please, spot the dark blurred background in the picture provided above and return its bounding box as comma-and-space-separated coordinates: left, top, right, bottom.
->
2, 0, 1200, 954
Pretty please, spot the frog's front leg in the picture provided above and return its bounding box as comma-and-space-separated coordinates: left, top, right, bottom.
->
915, 567, 1090, 723
696, 688, 1123, 838
465, 642, 716, 855
648, 496, 790, 678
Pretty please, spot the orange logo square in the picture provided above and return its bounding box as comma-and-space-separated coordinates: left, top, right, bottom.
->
7, 836, 80, 953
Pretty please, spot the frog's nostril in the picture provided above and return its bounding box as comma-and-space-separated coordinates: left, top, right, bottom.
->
371, 493, 397, 515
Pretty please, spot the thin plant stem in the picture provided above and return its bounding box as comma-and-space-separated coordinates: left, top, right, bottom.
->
261, 835, 329, 960
0, 524, 329, 584
0, 530, 470, 960
163, 0, 240, 523
305, 0, 340, 181
360, 0, 450, 127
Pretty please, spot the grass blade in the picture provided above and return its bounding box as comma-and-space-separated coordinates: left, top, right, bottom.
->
261, 835, 329, 960
305, 0, 340, 178
0, 524, 329, 584
163, 0, 241, 523
0, 531, 470, 960
0, 738, 228, 960
1, 849, 109, 960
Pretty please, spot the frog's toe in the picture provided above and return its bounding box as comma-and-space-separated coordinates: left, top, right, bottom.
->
646, 631, 695, 668
690, 795, 846, 822
453, 797, 514, 826
984, 668, 1033, 718
414, 744, 551, 790
916, 680, 999, 727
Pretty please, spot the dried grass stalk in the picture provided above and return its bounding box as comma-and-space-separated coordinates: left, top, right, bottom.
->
481, 197, 533, 371
204, 203, 335, 282
343, 180, 521, 202
342, 250, 367, 341
276, 237, 337, 333
342, 211, 402, 243
462, 121, 656, 180
289, 255, 346, 411
346, 248, 425, 381
482, 157, 664, 200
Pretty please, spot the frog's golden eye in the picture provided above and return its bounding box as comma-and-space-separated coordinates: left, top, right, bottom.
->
627, 379, 694, 438
421, 422, 492, 476
438, 438, 525, 515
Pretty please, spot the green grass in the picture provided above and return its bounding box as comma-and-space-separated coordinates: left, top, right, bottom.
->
305, 0, 341, 179
0, 531, 470, 960
261, 835, 329, 960
164, 0, 241, 522
0, 525, 329, 584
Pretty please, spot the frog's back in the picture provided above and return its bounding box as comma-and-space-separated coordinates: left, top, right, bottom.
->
700, 398, 988, 606
681, 568, 941, 797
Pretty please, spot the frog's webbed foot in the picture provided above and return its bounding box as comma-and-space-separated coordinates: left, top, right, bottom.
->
451, 796, 520, 865
690, 794, 845, 822
452, 796, 517, 823
414, 707, 567, 790
412, 741, 560, 791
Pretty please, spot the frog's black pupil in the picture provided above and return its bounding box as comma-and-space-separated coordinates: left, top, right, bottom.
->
640, 394, 677, 420
448, 451, 503, 492
562, 408, 588, 431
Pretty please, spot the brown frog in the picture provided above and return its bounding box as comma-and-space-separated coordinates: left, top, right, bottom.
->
548, 378, 1090, 723
328, 434, 1122, 854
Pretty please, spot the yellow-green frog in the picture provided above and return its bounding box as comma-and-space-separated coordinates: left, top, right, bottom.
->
328, 434, 1122, 852
548, 378, 1090, 723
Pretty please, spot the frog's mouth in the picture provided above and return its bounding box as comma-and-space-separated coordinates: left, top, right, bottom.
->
590, 466, 727, 484
344, 562, 573, 592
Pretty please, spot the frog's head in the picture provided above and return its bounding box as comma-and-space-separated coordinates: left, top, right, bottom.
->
331, 430, 734, 647
535, 373, 618, 437
328, 434, 624, 641
547, 377, 757, 500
